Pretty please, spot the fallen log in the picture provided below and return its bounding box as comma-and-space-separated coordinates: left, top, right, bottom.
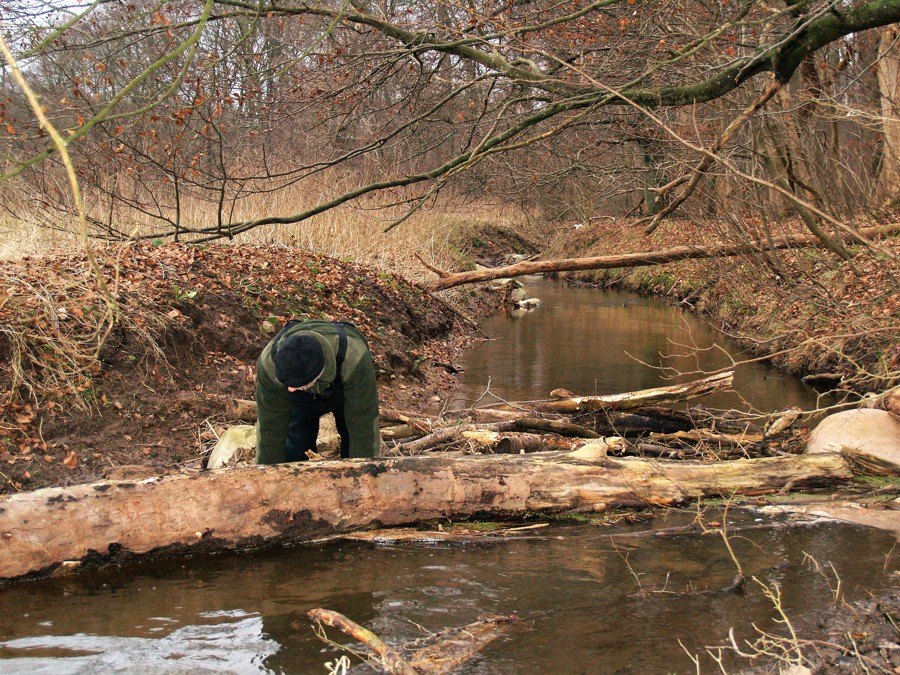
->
532, 371, 734, 413
588, 410, 696, 435
225, 397, 258, 422
425, 223, 900, 291
649, 429, 764, 447
445, 406, 681, 435
840, 447, 900, 477
0, 450, 851, 581
631, 405, 760, 434
632, 443, 699, 459
510, 417, 601, 438
388, 423, 503, 454
461, 430, 588, 454
338, 523, 549, 544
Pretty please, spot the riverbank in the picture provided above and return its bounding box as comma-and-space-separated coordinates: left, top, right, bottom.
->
544, 218, 900, 398
0, 240, 512, 495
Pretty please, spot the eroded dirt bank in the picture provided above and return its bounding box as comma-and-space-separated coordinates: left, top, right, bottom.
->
0, 241, 513, 494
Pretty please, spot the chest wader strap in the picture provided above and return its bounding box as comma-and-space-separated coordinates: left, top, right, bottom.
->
333, 322, 347, 383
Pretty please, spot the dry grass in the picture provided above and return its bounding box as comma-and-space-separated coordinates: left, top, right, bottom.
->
0, 176, 534, 285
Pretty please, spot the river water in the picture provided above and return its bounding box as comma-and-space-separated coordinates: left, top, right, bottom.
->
1, 281, 895, 674
448, 279, 823, 414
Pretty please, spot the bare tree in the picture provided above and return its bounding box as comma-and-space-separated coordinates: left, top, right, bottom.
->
0, 0, 898, 247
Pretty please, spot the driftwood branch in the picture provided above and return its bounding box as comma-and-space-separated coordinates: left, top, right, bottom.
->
407, 614, 520, 674
308, 607, 519, 675
308, 608, 417, 675
425, 224, 900, 290
531, 371, 734, 413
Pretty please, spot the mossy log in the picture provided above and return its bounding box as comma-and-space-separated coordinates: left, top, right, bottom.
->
0, 450, 851, 581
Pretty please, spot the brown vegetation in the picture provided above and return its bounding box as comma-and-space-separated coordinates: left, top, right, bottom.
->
0, 241, 494, 495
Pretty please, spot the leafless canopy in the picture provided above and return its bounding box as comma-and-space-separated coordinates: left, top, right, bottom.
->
0, 0, 898, 242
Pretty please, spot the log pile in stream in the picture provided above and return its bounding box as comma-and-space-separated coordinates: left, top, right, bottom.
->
0, 372, 861, 582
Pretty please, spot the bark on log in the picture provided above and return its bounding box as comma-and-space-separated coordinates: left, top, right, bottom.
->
840, 447, 900, 476
510, 417, 602, 438
589, 410, 695, 435
225, 398, 258, 422
0, 450, 851, 581
389, 423, 503, 454
649, 429, 764, 446
633, 443, 699, 458
461, 430, 587, 453
426, 224, 900, 290
381, 424, 422, 441
631, 405, 759, 434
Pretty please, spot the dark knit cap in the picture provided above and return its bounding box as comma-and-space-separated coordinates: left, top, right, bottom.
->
274, 334, 326, 388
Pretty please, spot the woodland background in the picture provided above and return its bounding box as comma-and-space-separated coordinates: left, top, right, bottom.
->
0, 0, 897, 249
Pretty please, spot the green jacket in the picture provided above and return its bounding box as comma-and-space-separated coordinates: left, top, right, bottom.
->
255, 320, 380, 464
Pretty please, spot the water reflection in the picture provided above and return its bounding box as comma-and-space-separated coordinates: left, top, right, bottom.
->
452, 279, 822, 413
0, 515, 896, 673
0, 613, 277, 673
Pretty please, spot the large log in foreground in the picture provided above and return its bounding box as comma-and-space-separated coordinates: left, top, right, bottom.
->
0, 450, 851, 581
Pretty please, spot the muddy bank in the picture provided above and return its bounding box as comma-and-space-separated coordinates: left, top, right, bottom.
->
0, 241, 511, 495
544, 219, 899, 397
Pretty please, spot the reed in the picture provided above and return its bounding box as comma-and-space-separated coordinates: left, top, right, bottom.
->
0, 175, 533, 283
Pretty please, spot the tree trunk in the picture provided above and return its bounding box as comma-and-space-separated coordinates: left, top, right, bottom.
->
0, 450, 851, 581
879, 26, 900, 204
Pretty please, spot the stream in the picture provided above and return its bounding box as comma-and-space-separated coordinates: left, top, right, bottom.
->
1, 281, 896, 674
448, 279, 824, 413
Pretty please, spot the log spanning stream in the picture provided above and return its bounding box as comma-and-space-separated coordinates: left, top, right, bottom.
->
0, 282, 896, 673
